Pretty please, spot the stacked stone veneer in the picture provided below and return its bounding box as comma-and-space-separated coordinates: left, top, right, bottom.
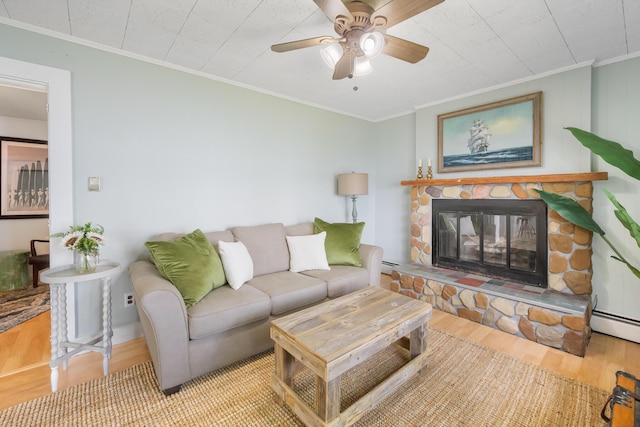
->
389, 272, 592, 356
409, 181, 595, 295
393, 179, 597, 356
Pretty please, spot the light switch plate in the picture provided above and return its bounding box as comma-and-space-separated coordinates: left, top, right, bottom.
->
88, 177, 101, 191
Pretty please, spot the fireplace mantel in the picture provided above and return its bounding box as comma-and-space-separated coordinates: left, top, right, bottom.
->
401, 172, 607, 187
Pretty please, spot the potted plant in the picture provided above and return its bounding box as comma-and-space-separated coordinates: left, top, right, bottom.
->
534, 128, 640, 279
51, 222, 105, 273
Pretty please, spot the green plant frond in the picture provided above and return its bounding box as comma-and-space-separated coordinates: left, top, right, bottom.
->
533, 189, 605, 235
604, 190, 640, 249
612, 256, 640, 279
566, 127, 640, 180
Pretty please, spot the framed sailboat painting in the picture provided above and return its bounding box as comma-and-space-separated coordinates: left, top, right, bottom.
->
437, 92, 542, 173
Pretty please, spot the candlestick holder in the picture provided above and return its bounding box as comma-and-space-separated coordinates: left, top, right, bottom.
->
417, 166, 423, 180
426, 165, 432, 180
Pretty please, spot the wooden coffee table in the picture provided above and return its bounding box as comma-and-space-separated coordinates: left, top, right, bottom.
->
270, 287, 432, 427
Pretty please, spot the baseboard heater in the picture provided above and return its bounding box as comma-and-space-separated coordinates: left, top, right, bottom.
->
381, 261, 399, 275
591, 310, 640, 344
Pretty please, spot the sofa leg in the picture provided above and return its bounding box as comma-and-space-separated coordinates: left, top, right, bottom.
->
162, 385, 181, 396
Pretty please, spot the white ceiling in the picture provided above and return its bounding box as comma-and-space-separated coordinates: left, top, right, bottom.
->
1, 0, 639, 122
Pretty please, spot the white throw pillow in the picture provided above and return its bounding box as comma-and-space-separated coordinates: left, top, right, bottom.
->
286, 231, 330, 273
217, 240, 254, 290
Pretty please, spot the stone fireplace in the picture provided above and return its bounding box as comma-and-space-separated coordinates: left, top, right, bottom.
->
391, 172, 607, 356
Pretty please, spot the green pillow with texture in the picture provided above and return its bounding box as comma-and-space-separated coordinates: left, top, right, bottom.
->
145, 229, 226, 308
313, 218, 364, 267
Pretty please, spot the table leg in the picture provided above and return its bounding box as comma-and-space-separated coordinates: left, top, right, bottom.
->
59, 282, 68, 370
410, 322, 428, 373
49, 283, 60, 392
102, 277, 112, 376
274, 344, 294, 405
316, 376, 340, 422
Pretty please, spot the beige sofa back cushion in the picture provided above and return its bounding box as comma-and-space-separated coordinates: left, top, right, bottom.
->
231, 223, 289, 276
285, 222, 314, 236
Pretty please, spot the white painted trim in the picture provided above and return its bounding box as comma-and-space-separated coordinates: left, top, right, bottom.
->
6, 16, 635, 124
112, 321, 143, 346
591, 312, 640, 344
0, 55, 74, 336
0, 17, 372, 123
413, 61, 595, 111
594, 50, 640, 67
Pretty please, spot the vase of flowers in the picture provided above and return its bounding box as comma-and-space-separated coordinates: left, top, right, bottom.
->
52, 222, 105, 273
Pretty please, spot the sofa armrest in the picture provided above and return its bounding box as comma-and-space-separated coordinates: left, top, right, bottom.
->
359, 244, 383, 286
128, 261, 191, 392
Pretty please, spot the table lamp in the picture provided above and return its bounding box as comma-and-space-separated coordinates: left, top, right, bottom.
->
337, 172, 368, 223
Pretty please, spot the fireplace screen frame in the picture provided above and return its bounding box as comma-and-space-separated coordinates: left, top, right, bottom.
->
432, 199, 548, 287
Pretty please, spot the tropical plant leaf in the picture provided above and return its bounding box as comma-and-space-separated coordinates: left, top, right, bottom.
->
566, 127, 640, 180
604, 189, 640, 249
612, 255, 640, 279
534, 190, 605, 235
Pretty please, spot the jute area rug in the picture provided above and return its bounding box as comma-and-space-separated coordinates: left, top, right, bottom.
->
0, 328, 608, 426
0, 284, 49, 333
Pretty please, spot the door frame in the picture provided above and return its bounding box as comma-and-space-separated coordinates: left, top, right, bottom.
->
0, 56, 75, 337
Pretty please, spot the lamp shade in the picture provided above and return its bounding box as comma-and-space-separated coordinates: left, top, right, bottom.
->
337, 173, 368, 196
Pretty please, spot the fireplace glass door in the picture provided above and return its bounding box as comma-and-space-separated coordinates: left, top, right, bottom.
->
433, 199, 547, 287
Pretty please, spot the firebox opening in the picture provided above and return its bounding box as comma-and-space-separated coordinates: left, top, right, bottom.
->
432, 199, 548, 287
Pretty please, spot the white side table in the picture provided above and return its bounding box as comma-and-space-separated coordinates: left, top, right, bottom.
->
40, 261, 121, 392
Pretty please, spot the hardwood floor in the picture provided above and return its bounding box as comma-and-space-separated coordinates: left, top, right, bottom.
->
0, 276, 638, 413
0, 311, 50, 375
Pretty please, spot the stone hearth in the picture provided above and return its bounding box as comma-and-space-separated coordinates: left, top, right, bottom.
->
394, 173, 607, 356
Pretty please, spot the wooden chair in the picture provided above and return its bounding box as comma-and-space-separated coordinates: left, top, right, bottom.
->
28, 239, 50, 288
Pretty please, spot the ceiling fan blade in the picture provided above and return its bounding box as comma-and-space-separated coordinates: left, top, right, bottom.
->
332, 49, 355, 80
313, 0, 353, 22
372, 0, 444, 29
382, 34, 429, 63
271, 36, 339, 53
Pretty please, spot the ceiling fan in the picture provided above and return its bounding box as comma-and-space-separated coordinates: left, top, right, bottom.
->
271, 0, 444, 80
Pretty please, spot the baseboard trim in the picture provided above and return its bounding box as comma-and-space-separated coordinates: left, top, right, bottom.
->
591, 312, 640, 344
381, 261, 398, 275
112, 321, 143, 345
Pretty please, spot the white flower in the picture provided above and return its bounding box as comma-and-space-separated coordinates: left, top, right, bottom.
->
52, 221, 106, 256
60, 231, 83, 250
87, 232, 106, 246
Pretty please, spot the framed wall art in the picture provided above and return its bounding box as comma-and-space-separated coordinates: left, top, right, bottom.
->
437, 92, 542, 173
1, 137, 49, 219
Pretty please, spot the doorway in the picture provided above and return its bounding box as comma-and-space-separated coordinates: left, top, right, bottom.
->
0, 56, 73, 374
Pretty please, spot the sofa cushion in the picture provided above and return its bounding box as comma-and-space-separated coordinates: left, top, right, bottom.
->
301, 266, 369, 298
187, 284, 271, 340
232, 223, 290, 276
145, 229, 226, 308
285, 222, 314, 236
248, 271, 327, 315
286, 231, 330, 273
218, 240, 253, 290
314, 218, 364, 267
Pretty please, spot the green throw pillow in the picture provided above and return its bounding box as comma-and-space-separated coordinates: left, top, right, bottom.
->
145, 229, 226, 308
313, 218, 364, 267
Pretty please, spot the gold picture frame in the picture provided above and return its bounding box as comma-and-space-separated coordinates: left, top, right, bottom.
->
437, 92, 542, 173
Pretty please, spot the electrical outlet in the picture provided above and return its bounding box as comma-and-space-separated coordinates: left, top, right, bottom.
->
124, 293, 135, 307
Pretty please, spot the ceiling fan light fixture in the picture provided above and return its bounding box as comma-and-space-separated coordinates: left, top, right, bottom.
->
320, 44, 343, 68
354, 56, 373, 76
359, 31, 384, 57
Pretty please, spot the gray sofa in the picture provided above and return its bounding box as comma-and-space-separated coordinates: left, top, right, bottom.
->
128, 222, 383, 394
